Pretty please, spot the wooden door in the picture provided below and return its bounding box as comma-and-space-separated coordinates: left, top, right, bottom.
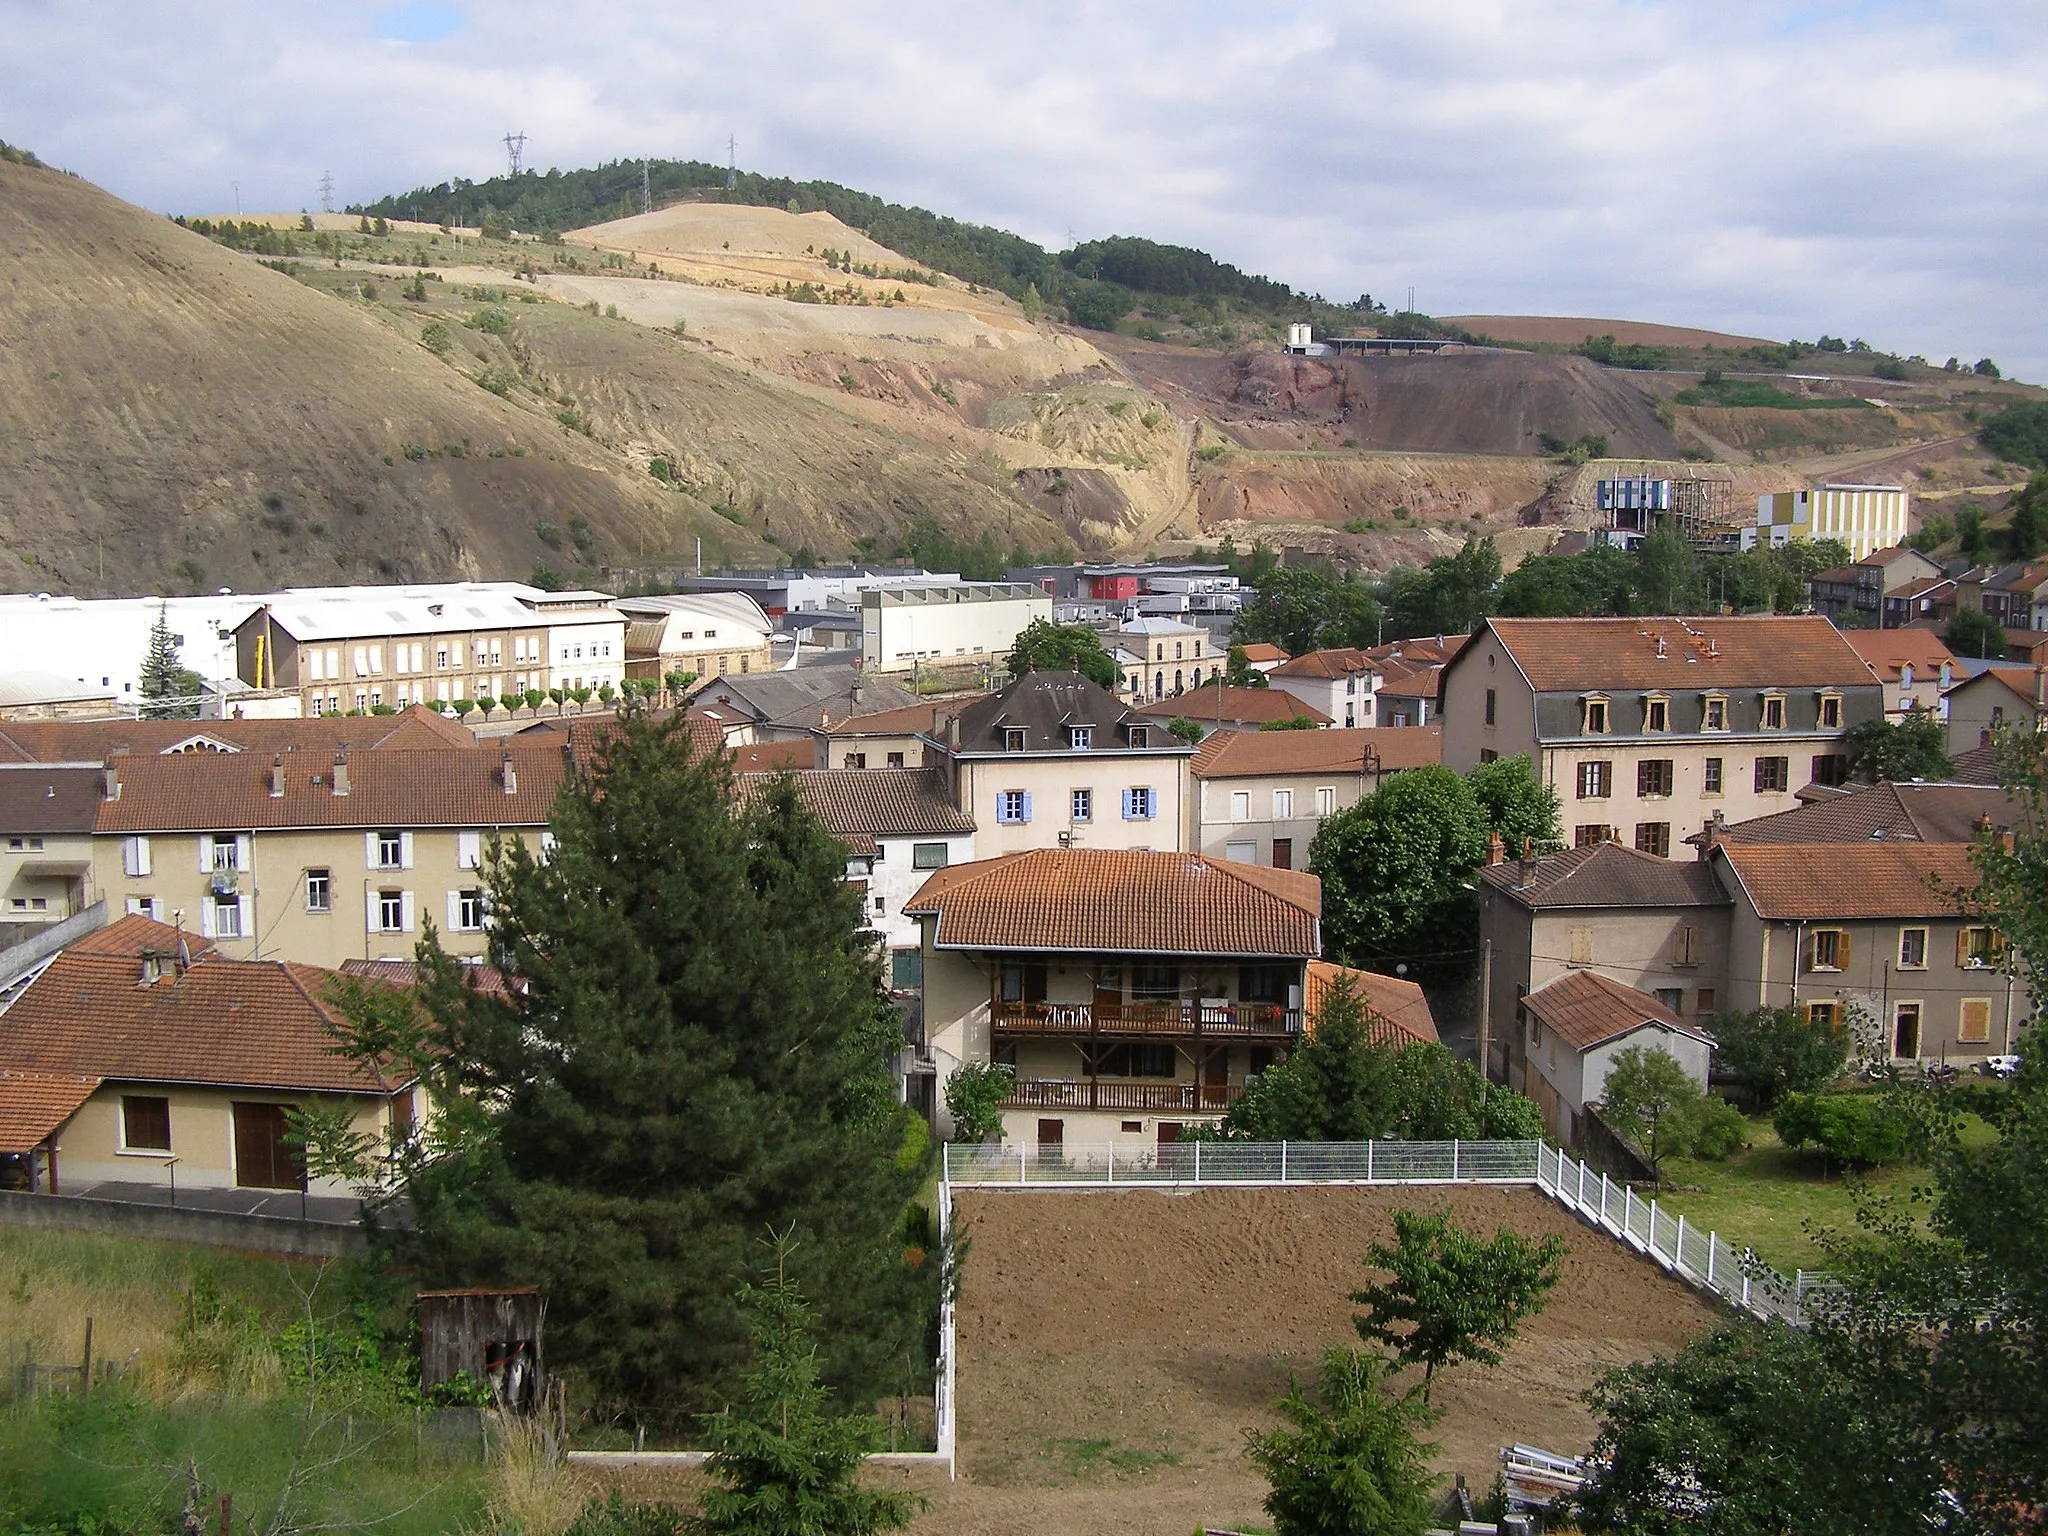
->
1202, 1050, 1229, 1108
232, 1102, 304, 1190
1036, 1118, 1064, 1157
1272, 838, 1293, 870
1156, 1122, 1182, 1149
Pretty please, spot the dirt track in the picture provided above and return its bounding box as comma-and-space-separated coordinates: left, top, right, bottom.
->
899, 1184, 1717, 1535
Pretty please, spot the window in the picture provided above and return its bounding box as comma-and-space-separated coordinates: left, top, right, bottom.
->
1674, 925, 1702, 966
1096, 1043, 1177, 1078
1811, 754, 1850, 787
1755, 756, 1790, 793
1230, 790, 1251, 821
843, 752, 868, 769
1809, 928, 1849, 971
1577, 760, 1611, 799
1583, 696, 1610, 734
1273, 788, 1293, 818
1003, 727, 1027, 752
1654, 987, 1684, 1014
455, 888, 487, 931
210, 833, 240, 871
1762, 693, 1786, 729
1958, 926, 2001, 968
376, 831, 404, 869
8, 897, 47, 911
1899, 928, 1928, 968
211, 892, 241, 938
1128, 725, 1150, 748
1574, 824, 1615, 847
1070, 788, 1093, 823
1819, 692, 1842, 729
6, 836, 42, 852
912, 842, 949, 869
1273, 837, 1293, 869
377, 889, 406, 932
1695, 987, 1717, 1014
1479, 748, 1499, 764
1633, 822, 1671, 857
1484, 688, 1497, 725
890, 948, 923, 989
305, 869, 331, 913
996, 790, 1031, 825
1316, 787, 1335, 817
121, 1096, 171, 1152
1568, 928, 1594, 965
886, 752, 905, 769
1959, 998, 1993, 1045
1703, 757, 1724, 795
1644, 695, 1669, 732
1637, 760, 1674, 797
1226, 840, 1257, 862
1805, 1000, 1840, 1031
1892, 1001, 1922, 1057
1703, 695, 1728, 731
1069, 726, 1093, 750
1123, 787, 1157, 820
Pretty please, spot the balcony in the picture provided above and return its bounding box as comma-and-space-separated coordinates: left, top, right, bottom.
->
1000, 1078, 1244, 1112
208, 869, 239, 894
992, 998, 1301, 1038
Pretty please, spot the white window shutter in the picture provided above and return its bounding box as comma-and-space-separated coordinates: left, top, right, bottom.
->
148, 897, 162, 920
401, 891, 417, 932
364, 832, 379, 868
237, 893, 252, 934
458, 830, 482, 869
1122, 789, 1134, 821
200, 901, 217, 938
446, 891, 461, 931
366, 891, 381, 931
125, 897, 144, 916
539, 831, 557, 862
198, 836, 212, 872
236, 834, 253, 871
1020, 791, 1033, 824
400, 832, 415, 869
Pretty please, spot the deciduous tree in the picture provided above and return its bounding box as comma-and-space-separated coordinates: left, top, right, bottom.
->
1309, 766, 1487, 983
1598, 1046, 1702, 1183
1845, 711, 1954, 783
1710, 1005, 1849, 1110
1245, 1347, 1439, 1536
1005, 619, 1119, 690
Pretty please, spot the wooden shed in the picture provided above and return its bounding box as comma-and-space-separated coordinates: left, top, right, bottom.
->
415, 1287, 545, 1410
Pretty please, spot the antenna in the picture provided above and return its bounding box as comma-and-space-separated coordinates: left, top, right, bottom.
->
503, 131, 527, 178
726, 135, 737, 190
641, 160, 651, 216
318, 170, 334, 214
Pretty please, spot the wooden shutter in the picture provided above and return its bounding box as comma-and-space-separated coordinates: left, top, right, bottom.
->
1020, 792, 1033, 824
366, 891, 382, 932
400, 832, 415, 869
447, 891, 462, 932
458, 830, 482, 869
1836, 929, 1852, 969
237, 894, 252, 936
365, 831, 381, 868
1675, 925, 1699, 966
401, 892, 417, 933
199, 900, 217, 938
1569, 928, 1593, 965
235, 834, 253, 872
1959, 999, 1992, 1044
197, 836, 212, 872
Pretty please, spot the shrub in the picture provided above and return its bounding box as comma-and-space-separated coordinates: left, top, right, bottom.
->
943, 1062, 1013, 1143
1773, 1091, 1909, 1167
1195, 443, 1229, 463
419, 321, 451, 354
469, 306, 511, 334
1683, 1096, 1748, 1160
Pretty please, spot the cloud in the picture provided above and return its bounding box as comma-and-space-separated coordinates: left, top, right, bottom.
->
4, 0, 2046, 375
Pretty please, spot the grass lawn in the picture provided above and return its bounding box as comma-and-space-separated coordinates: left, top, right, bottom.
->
1653, 1110, 1993, 1274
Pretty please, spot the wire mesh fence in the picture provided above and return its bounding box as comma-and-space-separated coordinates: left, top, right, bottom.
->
942, 1139, 1544, 1187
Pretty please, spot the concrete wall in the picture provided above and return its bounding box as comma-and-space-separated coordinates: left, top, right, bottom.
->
0, 832, 98, 927
1269, 673, 1378, 729
1440, 628, 1539, 775
0, 1188, 362, 1258
959, 754, 1191, 856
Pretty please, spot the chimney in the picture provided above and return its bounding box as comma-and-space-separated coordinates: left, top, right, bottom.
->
501, 752, 518, 795
1699, 810, 1727, 857
1655, 632, 1668, 659
1977, 811, 1994, 835
948, 714, 961, 750
1517, 836, 1536, 888
269, 755, 285, 798
102, 765, 120, 801
331, 753, 351, 796
1486, 831, 1505, 866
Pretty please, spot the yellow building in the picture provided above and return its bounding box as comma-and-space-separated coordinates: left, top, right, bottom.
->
1748, 484, 1909, 561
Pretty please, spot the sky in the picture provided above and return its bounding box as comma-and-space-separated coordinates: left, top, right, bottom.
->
6, 0, 2046, 376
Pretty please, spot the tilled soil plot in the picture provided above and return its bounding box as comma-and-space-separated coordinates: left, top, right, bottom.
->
902, 1184, 1718, 1536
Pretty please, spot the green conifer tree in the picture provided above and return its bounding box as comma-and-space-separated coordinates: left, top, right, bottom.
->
138, 605, 200, 719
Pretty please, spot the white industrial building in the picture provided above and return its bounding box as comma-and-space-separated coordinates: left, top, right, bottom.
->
1746, 484, 1910, 561
858, 582, 1053, 676
0, 593, 263, 713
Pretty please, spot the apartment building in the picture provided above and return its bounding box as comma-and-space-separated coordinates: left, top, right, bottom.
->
693, 667, 919, 743
813, 700, 969, 771
1441, 616, 1882, 858
0, 766, 103, 936
1268, 649, 1380, 728
924, 672, 1195, 857
1115, 617, 1217, 701
1806, 547, 1944, 628
905, 848, 1323, 1149
1748, 484, 1910, 561
1840, 628, 1956, 721
1190, 726, 1443, 869
1516, 971, 1715, 1149
616, 591, 776, 687
91, 746, 567, 969
1943, 666, 2045, 754
859, 582, 1053, 676
1364, 635, 1463, 727
234, 583, 625, 715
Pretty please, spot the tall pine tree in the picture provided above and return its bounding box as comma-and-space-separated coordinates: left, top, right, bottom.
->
329, 707, 933, 1426
138, 605, 200, 719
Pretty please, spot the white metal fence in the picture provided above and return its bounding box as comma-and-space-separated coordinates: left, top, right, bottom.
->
943, 1138, 1819, 1327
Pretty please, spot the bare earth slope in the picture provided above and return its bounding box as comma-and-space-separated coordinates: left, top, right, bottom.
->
1443, 315, 1777, 350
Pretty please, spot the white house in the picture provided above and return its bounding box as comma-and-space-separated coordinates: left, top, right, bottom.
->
1517, 968, 1715, 1149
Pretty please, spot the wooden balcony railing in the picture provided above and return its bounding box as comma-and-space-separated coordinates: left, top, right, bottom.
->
992, 998, 1301, 1038
999, 1078, 1245, 1112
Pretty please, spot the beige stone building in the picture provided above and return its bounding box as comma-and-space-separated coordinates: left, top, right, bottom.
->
1441, 616, 1883, 858
1190, 726, 1443, 869
616, 592, 776, 689
0, 765, 102, 936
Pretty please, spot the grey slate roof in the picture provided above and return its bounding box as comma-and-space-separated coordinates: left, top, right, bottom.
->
1712, 781, 2023, 846
695, 667, 918, 730
947, 671, 1184, 755
739, 767, 974, 838
0, 766, 103, 835
1478, 841, 1729, 910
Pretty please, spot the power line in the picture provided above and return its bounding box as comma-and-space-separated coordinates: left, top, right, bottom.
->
725, 134, 737, 190
318, 170, 335, 214
503, 131, 527, 178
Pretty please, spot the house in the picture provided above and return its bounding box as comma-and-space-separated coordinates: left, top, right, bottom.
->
924, 672, 1195, 857
1441, 615, 1883, 858
0, 765, 104, 938
1363, 634, 1464, 727
1951, 562, 2048, 634
1136, 686, 1331, 736
92, 745, 568, 969
1839, 628, 1957, 721
1710, 841, 2031, 1064
0, 705, 479, 765
1807, 547, 1945, 627
615, 591, 776, 689
1884, 575, 1956, 630
1943, 666, 2045, 755
0, 914, 415, 1199
904, 848, 1322, 1149
691, 667, 919, 743
859, 582, 1053, 677
1478, 840, 1731, 1086
1705, 778, 2017, 848
1235, 643, 1291, 676
1191, 726, 1442, 869
1115, 618, 1218, 701
1268, 649, 1380, 728
0, 672, 121, 721
1304, 959, 1440, 1045
813, 699, 979, 771
1517, 970, 1715, 1149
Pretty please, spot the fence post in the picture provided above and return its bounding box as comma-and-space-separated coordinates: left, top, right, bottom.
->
1106, 1142, 1114, 1185
942, 1142, 950, 1186
1705, 1232, 1716, 1288
1742, 1267, 1752, 1310
1649, 1197, 1661, 1259
1366, 1138, 1374, 1182
1622, 1184, 1634, 1242
1675, 1213, 1688, 1274
1192, 1138, 1200, 1186
1452, 1138, 1460, 1180
1018, 1143, 1027, 1185
1577, 1158, 1588, 1209
1599, 1171, 1611, 1226
1280, 1140, 1288, 1183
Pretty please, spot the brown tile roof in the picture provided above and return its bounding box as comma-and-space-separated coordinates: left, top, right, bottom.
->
0, 765, 103, 834
512, 711, 727, 761
904, 849, 1320, 957
1193, 726, 1442, 779
0, 951, 406, 1094
741, 767, 975, 837
1475, 615, 1873, 693
1237, 643, 1290, 665
1364, 634, 1466, 667
63, 913, 216, 961
1890, 575, 1954, 601
0, 704, 476, 765
732, 740, 815, 773
337, 957, 513, 998
1522, 969, 1707, 1053
1712, 842, 1981, 920
1713, 782, 2022, 846
1478, 841, 1729, 910
94, 746, 569, 833
1949, 742, 2003, 785
0, 1069, 102, 1153
1270, 648, 1374, 680
1305, 960, 1439, 1045
1840, 627, 1957, 684
1137, 687, 1332, 727
1947, 667, 2046, 712
826, 699, 983, 737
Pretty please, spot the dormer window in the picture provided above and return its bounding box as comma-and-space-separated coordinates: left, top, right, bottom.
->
1899, 663, 1915, 688
1818, 691, 1843, 729
1583, 695, 1610, 735
1762, 692, 1787, 730
1070, 726, 1093, 751
1703, 694, 1728, 731
1644, 694, 1670, 733
1003, 727, 1027, 752
1128, 725, 1151, 748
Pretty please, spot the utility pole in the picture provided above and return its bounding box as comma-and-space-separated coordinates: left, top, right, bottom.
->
641, 160, 651, 216
318, 170, 335, 214
503, 131, 527, 178
726, 135, 737, 190
232, 181, 241, 216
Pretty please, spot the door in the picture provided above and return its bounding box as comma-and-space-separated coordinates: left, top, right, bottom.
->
1156, 1122, 1182, 1149
232, 1102, 305, 1190
1272, 838, 1293, 870
1202, 1049, 1229, 1108
1892, 1003, 1922, 1060
1035, 1119, 1064, 1162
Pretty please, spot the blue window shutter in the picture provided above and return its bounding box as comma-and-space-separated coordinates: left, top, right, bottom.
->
1122, 788, 1135, 820
1021, 791, 1033, 823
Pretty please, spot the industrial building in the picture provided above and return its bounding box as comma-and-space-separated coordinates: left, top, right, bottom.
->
1745, 484, 1910, 561
859, 582, 1053, 677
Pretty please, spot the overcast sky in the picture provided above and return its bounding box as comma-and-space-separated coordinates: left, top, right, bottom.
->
7, 0, 2045, 376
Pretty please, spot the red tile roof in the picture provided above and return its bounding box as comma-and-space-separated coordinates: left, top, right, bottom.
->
1305, 960, 1439, 1045
63, 913, 216, 961
0, 951, 407, 1094
1237, 643, 1291, 665
1839, 627, 1956, 684
1270, 648, 1374, 680
0, 704, 476, 764
1193, 726, 1441, 779
904, 849, 1321, 957
1522, 969, 1707, 1053
739, 767, 975, 837
1712, 842, 1981, 920
1475, 615, 1873, 692
1136, 687, 1332, 727
825, 699, 982, 736
337, 957, 513, 998
0, 1069, 102, 1153
732, 740, 815, 773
